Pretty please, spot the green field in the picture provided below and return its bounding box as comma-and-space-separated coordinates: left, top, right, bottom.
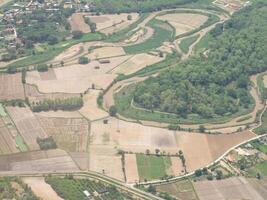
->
15, 135, 28, 152
123, 19, 174, 54
136, 154, 172, 181
179, 34, 200, 53
254, 110, 267, 134
46, 176, 132, 200
248, 161, 267, 176
0, 104, 7, 117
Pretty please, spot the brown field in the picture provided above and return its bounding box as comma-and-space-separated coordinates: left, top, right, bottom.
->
23, 177, 63, 200
6, 106, 47, 150
193, 177, 265, 200
88, 13, 139, 35
25, 84, 79, 104
213, 0, 247, 13
0, 73, 25, 100
38, 117, 89, 152
26, 65, 116, 93
125, 154, 139, 183
69, 152, 89, 170
0, 149, 79, 172
89, 145, 124, 181
69, 13, 91, 33
34, 110, 82, 118
111, 53, 164, 75
156, 179, 198, 200
79, 90, 108, 121
157, 13, 208, 36
91, 118, 255, 172
248, 177, 267, 199
88, 46, 126, 60
0, 125, 19, 154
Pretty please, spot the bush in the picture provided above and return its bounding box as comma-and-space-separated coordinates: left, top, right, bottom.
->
37, 136, 57, 150
36, 64, 48, 72
109, 105, 117, 116
78, 56, 89, 64
72, 31, 83, 39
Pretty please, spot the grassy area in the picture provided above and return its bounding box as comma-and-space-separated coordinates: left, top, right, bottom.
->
251, 141, 267, 154
123, 19, 174, 54
15, 135, 28, 152
248, 161, 267, 176
0, 103, 7, 117
136, 154, 172, 181
254, 109, 267, 134
114, 84, 255, 125
257, 72, 267, 101
194, 32, 213, 52
179, 34, 199, 53
155, 179, 198, 200
46, 176, 132, 200
7, 32, 103, 69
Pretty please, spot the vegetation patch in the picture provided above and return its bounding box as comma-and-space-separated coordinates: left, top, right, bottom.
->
136, 154, 172, 181
254, 109, 267, 135
45, 176, 133, 200
179, 34, 200, 53
123, 19, 174, 54
15, 135, 28, 152
37, 136, 57, 150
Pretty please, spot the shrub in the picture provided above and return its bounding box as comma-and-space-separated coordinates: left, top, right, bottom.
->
36, 64, 48, 72
37, 136, 57, 150
78, 56, 89, 64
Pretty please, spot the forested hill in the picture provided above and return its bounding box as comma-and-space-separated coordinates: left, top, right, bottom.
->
133, 2, 267, 119
90, 0, 197, 13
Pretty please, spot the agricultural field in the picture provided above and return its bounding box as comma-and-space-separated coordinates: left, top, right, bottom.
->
69, 13, 91, 33
179, 34, 200, 53
136, 154, 172, 181
0, 73, 25, 100
38, 117, 89, 152
26, 64, 116, 93
6, 106, 47, 150
87, 13, 139, 35
155, 179, 198, 200
193, 177, 264, 200
157, 12, 208, 36
87, 46, 126, 60
0, 149, 79, 172
111, 53, 164, 75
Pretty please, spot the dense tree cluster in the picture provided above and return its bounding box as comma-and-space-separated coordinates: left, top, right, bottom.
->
133, 3, 267, 118
37, 136, 57, 150
16, 9, 72, 48
90, 0, 197, 13
31, 97, 83, 112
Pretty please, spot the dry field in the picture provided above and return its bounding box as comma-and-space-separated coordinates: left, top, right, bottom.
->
88, 46, 126, 60
193, 177, 265, 200
26, 65, 116, 93
0, 125, 19, 154
125, 154, 139, 183
0, 73, 25, 100
23, 177, 63, 200
89, 145, 124, 181
157, 13, 208, 36
69, 13, 91, 33
79, 90, 108, 121
91, 118, 255, 173
6, 106, 47, 150
111, 53, 164, 75
38, 117, 89, 152
34, 110, 82, 118
0, 149, 79, 172
88, 13, 139, 35
25, 84, 79, 104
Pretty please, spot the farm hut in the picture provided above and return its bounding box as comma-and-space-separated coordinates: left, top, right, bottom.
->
83, 190, 91, 198
99, 60, 110, 64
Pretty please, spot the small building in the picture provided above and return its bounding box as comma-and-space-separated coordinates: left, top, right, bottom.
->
83, 190, 91, 198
